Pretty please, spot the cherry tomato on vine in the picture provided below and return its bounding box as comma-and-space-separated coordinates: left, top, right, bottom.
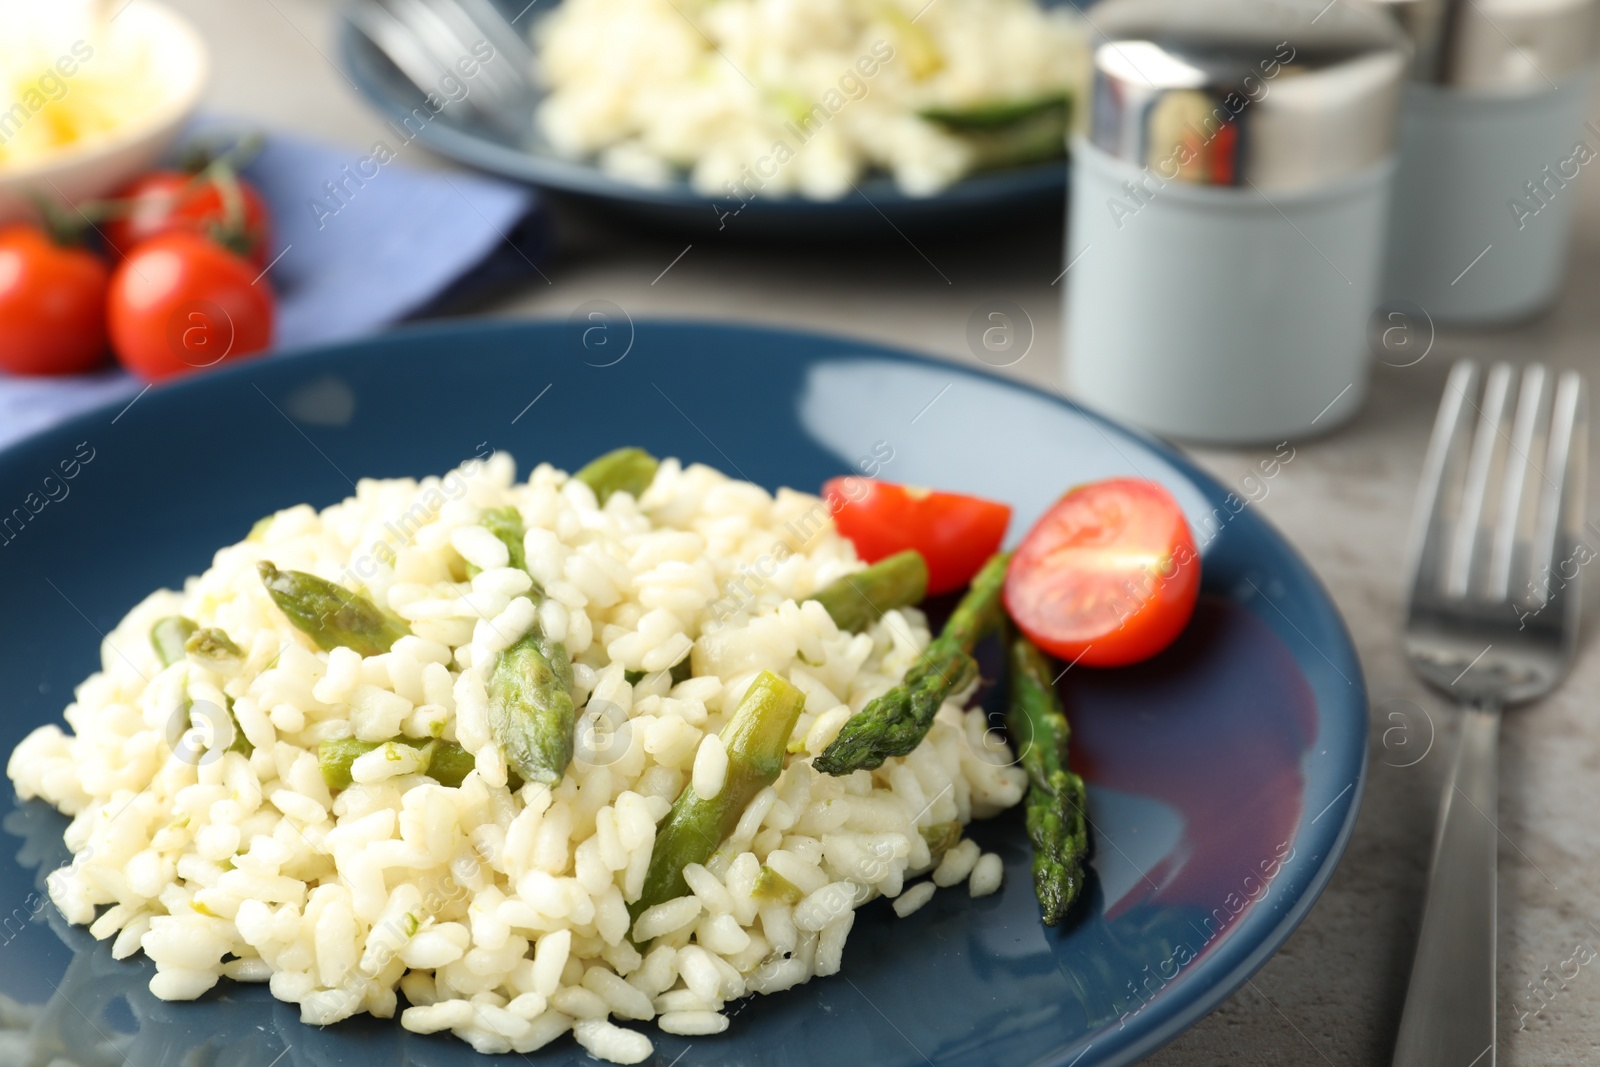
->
103, 170, 273, 266
0, 225, 109, 376
107, 232, 274, 381
1004, 478, 1200, 667
824, 478, 1011, 594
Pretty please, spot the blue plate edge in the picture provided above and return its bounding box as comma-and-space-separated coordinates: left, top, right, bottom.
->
0, 316, 1370, 1067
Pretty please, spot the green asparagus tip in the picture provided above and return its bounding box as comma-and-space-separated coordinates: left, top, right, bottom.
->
573, 447, 659, 505
185, 627, 242, 665
257, 561, 410, 657
468, 506, 527, 576
487, 629, 577, 787
813, 551, 1008, 776
150, 616, 198, 669
1007, 634, 1089, 925
812, 646, 977, 775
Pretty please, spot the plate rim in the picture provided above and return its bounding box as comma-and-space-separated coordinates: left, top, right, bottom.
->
0, 316, 1368, 1067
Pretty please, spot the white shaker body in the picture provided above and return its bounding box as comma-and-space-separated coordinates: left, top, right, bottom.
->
1384, 67, 1599, 324
1064, 138, 1395, 444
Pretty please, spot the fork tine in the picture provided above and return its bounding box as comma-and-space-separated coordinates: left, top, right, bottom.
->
1487, 365, 1550, 600
1445, 363, 1515, 599
1528, 371, 1588, 613
1408, 361, 1480, 602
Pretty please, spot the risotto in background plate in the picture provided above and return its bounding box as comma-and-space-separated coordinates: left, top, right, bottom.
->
534, 0, 1086, 198
8, 450, 1024, 1064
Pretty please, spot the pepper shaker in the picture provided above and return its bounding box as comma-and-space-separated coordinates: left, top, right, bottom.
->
1064, 0, 1410, 443
1382, 0, 1599, 323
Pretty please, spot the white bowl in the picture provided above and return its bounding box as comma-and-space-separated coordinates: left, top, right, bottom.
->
0, 1, 209, 223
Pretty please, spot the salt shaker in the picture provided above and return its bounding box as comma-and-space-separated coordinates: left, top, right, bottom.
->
1382, 0, 1599, 323
1064, 0, 1409, 443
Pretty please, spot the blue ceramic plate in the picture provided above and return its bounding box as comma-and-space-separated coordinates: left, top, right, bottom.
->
0, 320, 1364, 1067
333, 1, 1068, 236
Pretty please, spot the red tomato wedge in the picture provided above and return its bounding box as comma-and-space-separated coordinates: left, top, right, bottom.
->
1004, 478, 1199, 667
824, 478, 1011, 594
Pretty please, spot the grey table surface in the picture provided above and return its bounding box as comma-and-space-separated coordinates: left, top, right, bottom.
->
172, 1, 1600, 1062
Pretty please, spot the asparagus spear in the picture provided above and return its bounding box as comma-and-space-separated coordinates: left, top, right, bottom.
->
814, 552, 1011, 775
919, 95, 1070, 169
1007, 633, 1089, 925
420, 739, 479, 788
752, 865, 805, 904
919, 93, 1069, 130
813, 645, 977, 776
149, 616, 252, 757
487, 628, 577, 786
150, 616, 197, 668
941, 551, 1013, 650
573, 447, 658, 505
630, 671, 806, 926
625, 655, 693, 688
466, 505, 528, 577
185, 627, 242, 668
318, 736, 486, 790
920, 821, 962, 864
257, 562, 410, 656
184, 625, 252, 754
466, 504, 581, 786
222, 699, 254, 756
806, 550, 929, 633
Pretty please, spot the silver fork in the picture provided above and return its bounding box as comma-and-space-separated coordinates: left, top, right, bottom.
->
347, 0, 537, 133
1392, 361, 1587, 1067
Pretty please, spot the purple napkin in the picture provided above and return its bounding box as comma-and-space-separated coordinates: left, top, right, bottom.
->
0, 121, 545, 450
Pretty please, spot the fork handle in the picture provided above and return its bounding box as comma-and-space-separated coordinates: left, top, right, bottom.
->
1392, 704, 1500, 1067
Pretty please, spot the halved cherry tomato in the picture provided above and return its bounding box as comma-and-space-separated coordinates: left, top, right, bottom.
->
1004, 478, 1199, 667
107, 232, 274, 381
824, 477, 1011, 594
102, 170, 273, 266
0, 225, 109, 376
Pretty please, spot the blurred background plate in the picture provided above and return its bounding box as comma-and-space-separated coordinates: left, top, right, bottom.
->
333, 0, 1070, 238
0, 319, 1364, 1066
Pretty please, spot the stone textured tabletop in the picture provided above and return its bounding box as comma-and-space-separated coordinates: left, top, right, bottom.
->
177, 1, 1600, 1061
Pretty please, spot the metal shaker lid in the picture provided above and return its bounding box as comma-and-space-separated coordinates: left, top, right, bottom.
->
1378, 0, 1599, 92
1085, 0, 1411, 192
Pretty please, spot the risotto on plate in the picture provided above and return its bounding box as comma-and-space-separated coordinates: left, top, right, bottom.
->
8, 450, 1025, 1063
